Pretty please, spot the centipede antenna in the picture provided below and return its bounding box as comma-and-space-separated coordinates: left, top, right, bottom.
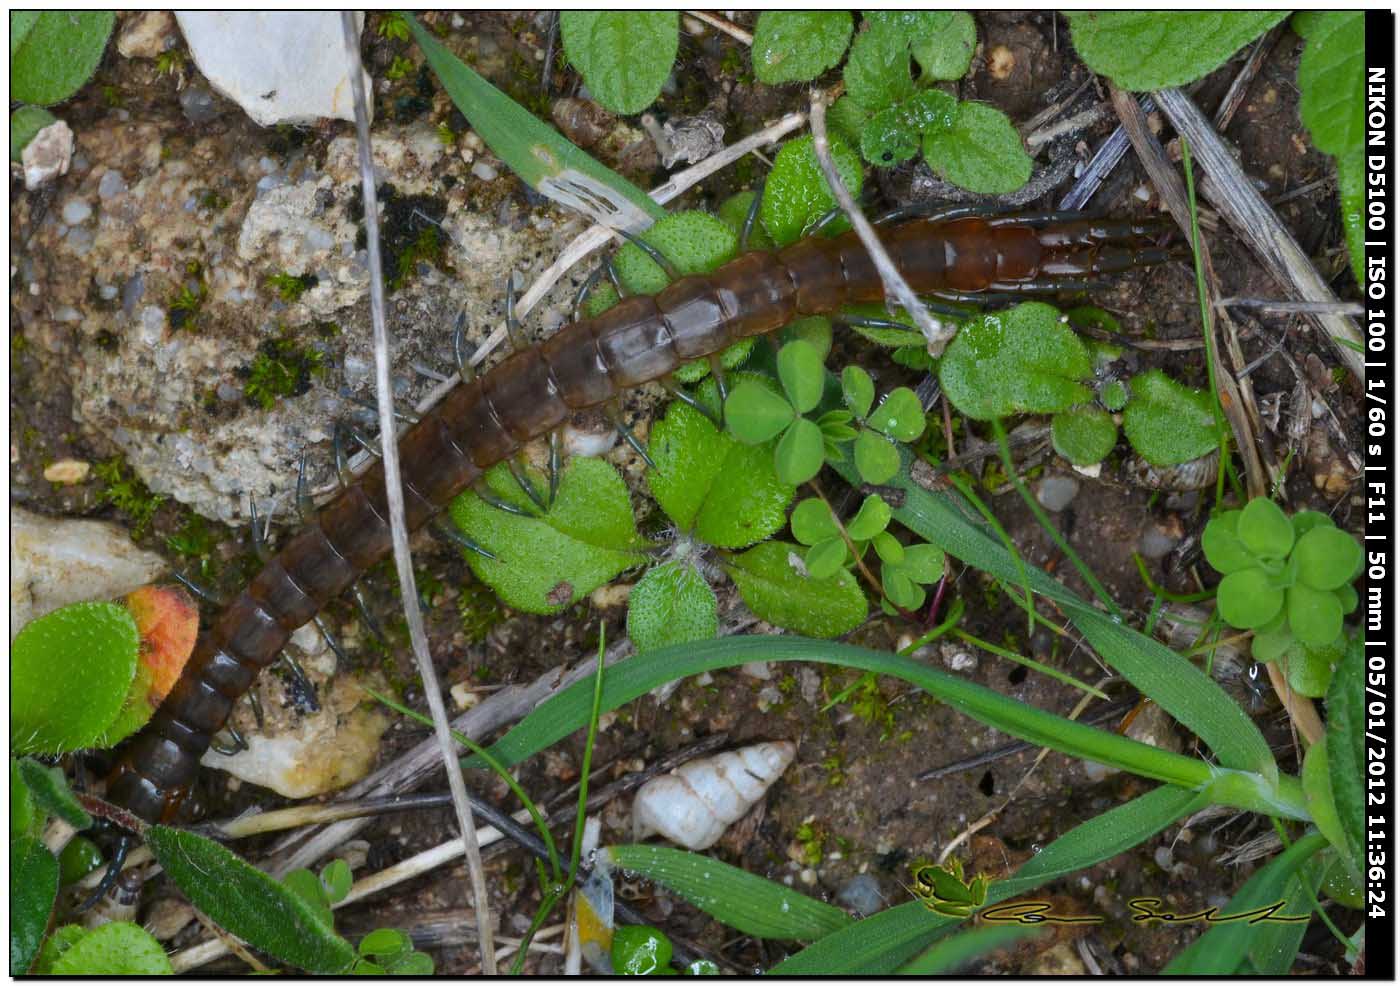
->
433, 519, 498, 560
245, 687, 265, 729
503, 274, 527, 352
605, 402, 657, 470
739, 179, 765, 252
352, 583, 388, 645
295, 453, 317, 522
547, 430, 562, 504
342, 391, 420, 424
604, 254, 627, 298
346, 423, 383, 459
314, 614, 351, 665
248, 497, 272, 564
280, 651, 320, 713
452, 311, 478, 383
171, 568, 226, 607
473, 479, 533, 517
871, 203, 987, 227
616, 228, 681, 282
505, 457, 548, 512
571, 263, 608, 323
659, 375, 722, 427
74, 835, 131, 914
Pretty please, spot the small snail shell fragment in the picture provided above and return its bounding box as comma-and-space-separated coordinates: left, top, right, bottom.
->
631, 741, 796, 851
1123, 449, 1220, 492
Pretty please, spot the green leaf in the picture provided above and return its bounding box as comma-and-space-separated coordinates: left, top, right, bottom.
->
11, 760, 36, 838
939, 302, 1092, 420
726, 380, 795, 443
320, 859, 353, 905
872, 530, 905, 566
907, 12, 978, 81
673, 338, 754, 385
859, 89, 957, 166
882, 566, 923, 610
828, 95, 873, 146
281, 869, 334, 928
847, 494, 892, 541
780, 316, 835, 361
11, 835, 58, 974
1202, 510, 1255, 574
10, 11, 115, 106
1286, 583, 1344, 647
1217, 569, 1284, 629
841, 365, 876, 419
1337, 147, 1365, 286
1051, 405, 1118, 466
450, 459, 648, 614
406, 16, 664, 223
774, 417, 827, 485
900, 926, 1043, 974
843, 19, 915, 111
760, 134, 864, 248
1301, 737, 1356, 879
900, 543, 947, 584
1120, 369, 1220, 467
1236, 497, 1295, 559
790, 497, 841, 546
777, 340, 826, 414
627, 561, 719, 653
11, 11, 40, 58
648, 398, 794, 548
614, 211, 737, 296
48, 922, 173, 975
55, 837, 104, 886
357, 928, 411, 958
922, 101, 1031, 195
611, 925, 673, 975
12, 601, 139, 755
559, 11, 678, 115
31, 925, 85, 975
804, 538, 850, 580
716, 191, 774, 251
1326, 635, 1365, 871
1293, 526, 1362, 591
751, 11, 853, 85
606, 844, 853, 939
147, 826, 356, 973
854, 429, 901, 485
17, 759, 91, 830
867, 387, 926, 442
1293, 12, 1364, 161
10, 105, 57, 163
723, 542, 868, 637
1065, 11, 1289, 91
1164, 832, 1326, 974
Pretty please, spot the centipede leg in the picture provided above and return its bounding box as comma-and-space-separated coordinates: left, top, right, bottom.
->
314, 613, 351, 664
208, 725, 249, 756
246, 687, 265, 729
985, 278, 1108, 295
707, 354, 730, 407
295, 453, 316, 523
605, 401, 657, 469
604, 255, 628, 299
351, 583, 387, 645
452, 311, 478, 384
871, 203, 995, 227
434, 518, 498, 560
171, 568, 227, 607
333, 423, 358, 486
660, 375, 722, 427
345, 423, 382, 459
248, 497, 273, 564
74, 835, 131, 915
571, 263, 609, 323
616, 228, 681, 282
473, 478, 534, 517
342, 390, 420, 424
739, 179, 765, 252
504, 457, 548, 512
279, 651, 320, 713
503, 274, 529, 352
547, 430, 562, 504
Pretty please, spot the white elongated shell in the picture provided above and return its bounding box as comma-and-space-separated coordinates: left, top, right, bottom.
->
631, 741, 796, 851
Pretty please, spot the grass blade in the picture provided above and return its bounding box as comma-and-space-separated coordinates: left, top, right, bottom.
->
898, 924, 1043, 973
604, 844, 851, 940
404, 13, 665, 228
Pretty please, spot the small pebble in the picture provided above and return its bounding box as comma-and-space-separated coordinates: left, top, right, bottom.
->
98, 169, 128, 199
835, 874, 886, 917
178, 84, 222, 125
741, 661, 772, 680
799, 868, 818, 887
940, 643, 978, 673
44, 459, 91, 485
449, 681, 481, 711
1137, 522, 1180, 560
61, 198, 93, 225
1036, 475, 1080, 512
52, 305, 81, 323
471, 161, 499, 182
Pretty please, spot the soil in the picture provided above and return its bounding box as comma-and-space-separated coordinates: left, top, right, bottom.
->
11, 10, 1363, 976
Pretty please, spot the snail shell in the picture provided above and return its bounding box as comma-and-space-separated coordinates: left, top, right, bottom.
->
1122, 449, 1220, 492
631, 741, 796, 851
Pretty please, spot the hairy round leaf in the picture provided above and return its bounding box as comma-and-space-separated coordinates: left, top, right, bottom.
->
627, 561, 719, 653
760, 134, 864, 248
724, 541, 867, 637
12, 601, 139, 755
1065, 11, 1288, 91
775, 417, 826, 485
726, 380, 795, 444
1280, 636, 1344, 698
1051, 405, 1119, 466
1237, 497, 1295, 560
828, 95, 873, 146
751, 11, 853, 84
1201, 510, 1254, 574
450, 459, 648, 614
939, 302, 1092, 420
908, 11, 978, 80
922, 101, 1031, 195
859, 88, 957, 165
1216, 568, 1284, 630
560, 11, 679, 115
1098, 378, 1129, 412
614, 211, 737, 296
1287, 583, 1344, 648
48, 922, 173, 975
1293, 526, 1362, 591
1120, 369, 1219, 467
10, 11, 115, 106
843, 19, 915, 110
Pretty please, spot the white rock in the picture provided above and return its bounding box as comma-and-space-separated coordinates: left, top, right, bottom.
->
1035, 474, 1080, 512
10, 507, 168, 638
61, 198, 92, 225
174, 12, 372, 127
21, 120, 74, 191
116, 10, 173, 59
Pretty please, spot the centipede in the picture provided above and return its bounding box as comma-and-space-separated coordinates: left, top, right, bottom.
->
97, 203, 1174, 889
